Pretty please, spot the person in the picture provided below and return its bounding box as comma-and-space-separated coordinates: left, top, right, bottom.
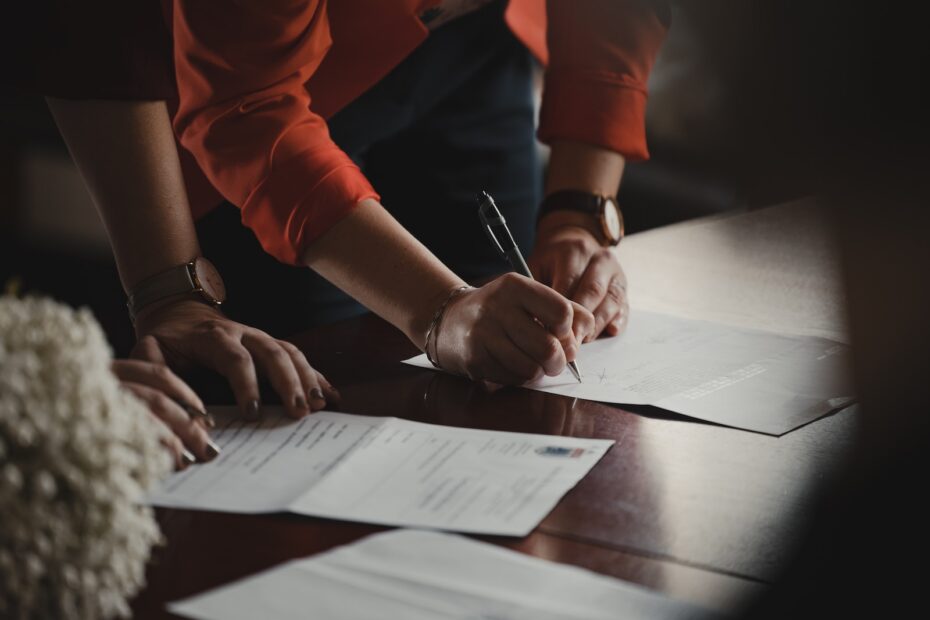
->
43, 98, 341, 468
134, 0, 669, 388
3, 2, 340, 466
45, 98, 341, 420
7, 0, 668, 406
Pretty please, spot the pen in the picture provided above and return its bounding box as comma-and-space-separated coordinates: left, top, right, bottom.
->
477, 190, 583, 383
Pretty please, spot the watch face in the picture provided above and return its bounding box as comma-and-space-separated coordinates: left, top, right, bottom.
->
193, 257, 227, 304
602, 198, 624, 244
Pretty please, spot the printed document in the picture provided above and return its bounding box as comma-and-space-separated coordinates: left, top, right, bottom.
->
405, 310, 853, 435
169, 529, 719, 620
149, 408, 613, 536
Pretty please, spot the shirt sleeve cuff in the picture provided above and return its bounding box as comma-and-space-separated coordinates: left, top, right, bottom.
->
537, 70, 650, 162
241, 154, 379, 265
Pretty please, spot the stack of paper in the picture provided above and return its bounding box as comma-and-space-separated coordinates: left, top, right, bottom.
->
405, 310, 854, 435
169, 529, 720, 620
149, 408, 613, 536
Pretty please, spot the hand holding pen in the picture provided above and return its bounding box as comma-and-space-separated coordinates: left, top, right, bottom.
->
477, 191, 586, 383
419, 192, 594, 386
430, 270, 594, 385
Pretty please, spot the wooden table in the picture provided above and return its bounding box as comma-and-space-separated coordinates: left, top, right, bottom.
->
131, 201, 856, 618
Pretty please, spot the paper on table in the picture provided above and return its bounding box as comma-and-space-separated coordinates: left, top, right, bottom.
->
405, 310, 854, 435
149, 407, 613, 536
168, 529, 720, 620
617, 199, 850, 343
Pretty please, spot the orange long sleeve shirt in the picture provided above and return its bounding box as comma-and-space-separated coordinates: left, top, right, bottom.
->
170, 0, 669, 265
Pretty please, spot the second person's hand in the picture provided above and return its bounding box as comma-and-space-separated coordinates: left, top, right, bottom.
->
131, 299, 340, 420
431, 273, 595, 385
528, 223, 629, 340
112, 358, 217, 470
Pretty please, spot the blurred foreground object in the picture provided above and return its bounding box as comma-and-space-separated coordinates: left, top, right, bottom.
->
735, 1, 930, 616
0, 295, 170, 619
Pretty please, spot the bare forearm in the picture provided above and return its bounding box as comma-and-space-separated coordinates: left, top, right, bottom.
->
301, 199, 465, 348
46, 98, 200, 292
546, 140, 625, 195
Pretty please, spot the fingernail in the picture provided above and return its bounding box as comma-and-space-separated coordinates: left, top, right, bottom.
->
309, 388, 326, 406
183, 404, 216, 428
205, 440, 221, 460
245, 399, 261, 420
182, 449, 197, 466
295, 394, 307, 411
323, 380, 340, 397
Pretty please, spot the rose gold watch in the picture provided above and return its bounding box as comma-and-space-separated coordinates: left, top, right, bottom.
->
537, 190, 625, 246
127, 257, 226, 321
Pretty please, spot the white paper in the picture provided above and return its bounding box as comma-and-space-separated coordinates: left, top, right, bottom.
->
168, 529, 720, 620
149, 408, 613, 536
405, 310, 853, 435
617, 199, 850, 343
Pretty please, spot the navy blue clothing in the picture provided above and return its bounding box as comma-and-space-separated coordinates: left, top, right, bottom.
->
197, 1, 540, 337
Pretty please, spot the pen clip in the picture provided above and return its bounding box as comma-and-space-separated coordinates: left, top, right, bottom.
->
477, 191, 507, 258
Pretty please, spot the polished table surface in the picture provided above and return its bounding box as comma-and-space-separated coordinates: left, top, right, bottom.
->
131, 200, 856, 618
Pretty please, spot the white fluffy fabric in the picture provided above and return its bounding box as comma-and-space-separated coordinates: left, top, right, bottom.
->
0, 295, 170, 619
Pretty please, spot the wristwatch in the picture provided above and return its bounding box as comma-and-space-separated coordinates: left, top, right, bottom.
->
127, 257, 226, 320
537, 190, 625, 246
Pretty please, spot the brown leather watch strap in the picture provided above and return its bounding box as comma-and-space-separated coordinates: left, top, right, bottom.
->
537, 190, 603, 222
127, 264, 198, 319
127, 258, 225, 320
537, 190, 623, 246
